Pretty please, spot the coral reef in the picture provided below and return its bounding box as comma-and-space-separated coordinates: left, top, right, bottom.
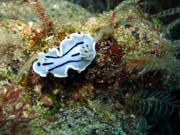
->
0, 0, 180, 135
0, 82, 51, 135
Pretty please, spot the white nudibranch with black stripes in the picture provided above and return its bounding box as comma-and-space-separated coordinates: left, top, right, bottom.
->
32, 33, 96, 78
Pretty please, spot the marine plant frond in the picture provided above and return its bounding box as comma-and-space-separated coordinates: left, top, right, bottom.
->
126, 53, 180, 90
126, 56, 152, 73
161, 18, 180, 34
138, 56, 180, 75
126, 55, 170, 74
143, 53, 180, 71
151, 7, 180, 18
126, 90, 180, 116
170, 39, 180, 51
30, 0, 53, 45
161, 40, 180, 55
137, 0, 158, 13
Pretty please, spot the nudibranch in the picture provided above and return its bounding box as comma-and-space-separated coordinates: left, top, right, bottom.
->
32, 33, 96, 78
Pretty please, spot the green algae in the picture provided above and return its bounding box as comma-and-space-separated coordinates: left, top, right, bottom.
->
0, 0, 178, 135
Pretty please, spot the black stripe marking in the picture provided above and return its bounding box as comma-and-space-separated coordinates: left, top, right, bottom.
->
43, 62, 54, 66
45, 41, 84, 59
71, 53, 80, 57
45, 56, 61, 58
48, 60, 81, 72
62, 41, 84, 57
37, 62, 41, 66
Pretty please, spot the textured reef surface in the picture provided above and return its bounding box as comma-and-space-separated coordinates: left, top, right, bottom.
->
0, 0, 180, 135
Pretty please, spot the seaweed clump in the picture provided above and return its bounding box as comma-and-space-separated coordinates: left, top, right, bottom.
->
0, 0, 180, 135
0, 82, 51, 135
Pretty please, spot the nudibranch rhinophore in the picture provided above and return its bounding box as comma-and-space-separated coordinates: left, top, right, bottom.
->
32, 33, 96, 78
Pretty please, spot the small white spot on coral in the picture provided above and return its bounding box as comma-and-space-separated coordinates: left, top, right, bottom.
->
53, 4, 59, 9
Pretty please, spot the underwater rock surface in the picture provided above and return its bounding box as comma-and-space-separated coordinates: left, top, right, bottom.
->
0, 0, 180, 135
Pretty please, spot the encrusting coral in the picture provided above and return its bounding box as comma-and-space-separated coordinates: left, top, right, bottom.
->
0, 0, 180, 135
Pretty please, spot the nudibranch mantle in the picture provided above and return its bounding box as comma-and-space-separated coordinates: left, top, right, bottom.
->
33, 33, 96, 78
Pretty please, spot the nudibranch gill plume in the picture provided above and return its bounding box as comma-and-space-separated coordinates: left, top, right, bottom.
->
33, 33, 96, 78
